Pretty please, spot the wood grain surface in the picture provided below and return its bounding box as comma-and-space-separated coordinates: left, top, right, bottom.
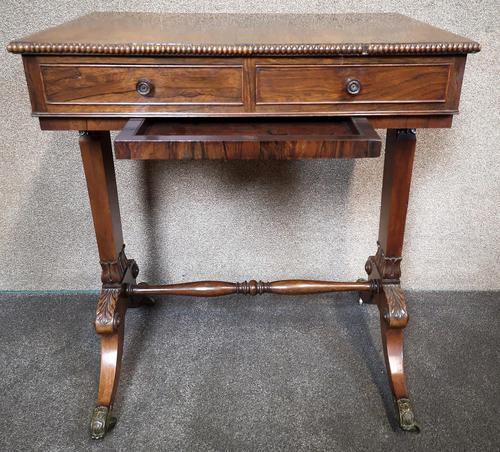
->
22, 55, 466, 117
7, 12, 480, 56
113, 117, 381, 160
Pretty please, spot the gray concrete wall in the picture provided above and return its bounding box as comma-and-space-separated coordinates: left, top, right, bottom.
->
1, 1, 498, 291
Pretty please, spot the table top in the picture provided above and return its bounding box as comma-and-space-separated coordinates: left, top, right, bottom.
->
7, 12, 480, 57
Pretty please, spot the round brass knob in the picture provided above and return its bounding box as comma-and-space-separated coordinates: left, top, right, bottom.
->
136, 79, 153, 96
346, 79, 361, 95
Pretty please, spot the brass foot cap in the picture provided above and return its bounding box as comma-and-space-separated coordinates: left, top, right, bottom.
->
90, 406, 117, 440
397, 398, 420, 433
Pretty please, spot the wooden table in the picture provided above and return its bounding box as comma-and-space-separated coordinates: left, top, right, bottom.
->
8, 12, 479, 439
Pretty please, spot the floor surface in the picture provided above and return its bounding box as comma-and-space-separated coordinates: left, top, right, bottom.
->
0, 291, 498, 451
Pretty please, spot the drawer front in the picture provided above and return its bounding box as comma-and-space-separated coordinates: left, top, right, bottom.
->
23, 56, 464, 116
114, 117, 381, 160
256, 63, 451, 105
40, 63, 244, 106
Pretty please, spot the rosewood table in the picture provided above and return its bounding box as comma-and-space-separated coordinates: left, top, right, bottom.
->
8, 12, 480, 439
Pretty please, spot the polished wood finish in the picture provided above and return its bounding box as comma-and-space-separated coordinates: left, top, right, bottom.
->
7, 12, 480, 57
360, 128, 419, 431
79, 131, 140, 439
79, 131, 124, 264
373, 131, 416, 416
20, 55, 466, 117
8, 12, 479, 439
378, 129, 417, 258
256, 63, 450, 103
381, 325, 408, 397
38, 115, 455, 131
79, 132, 126, 418
40, 63, 244, 105
129, 279, 374, 297
96, 288, 126, 406
114, 117, 381, 160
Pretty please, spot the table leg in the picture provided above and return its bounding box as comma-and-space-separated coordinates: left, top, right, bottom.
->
363, 129, 419, 432
79, 131, 145, 439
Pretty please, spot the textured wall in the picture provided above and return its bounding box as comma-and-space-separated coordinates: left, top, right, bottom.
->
0, 1, 498, 291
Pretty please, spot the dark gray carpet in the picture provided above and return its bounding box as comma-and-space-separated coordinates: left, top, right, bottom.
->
0, 291, 498, 452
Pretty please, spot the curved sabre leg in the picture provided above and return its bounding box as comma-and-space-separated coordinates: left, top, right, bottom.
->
90, 288, 127, 439
377, 285, 419, 432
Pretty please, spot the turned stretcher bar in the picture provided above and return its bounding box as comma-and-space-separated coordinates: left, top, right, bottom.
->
127, 279, 378, 297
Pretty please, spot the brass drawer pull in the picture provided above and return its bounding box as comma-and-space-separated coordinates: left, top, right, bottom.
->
346, 79, 361, 95
136, 79, 153, 96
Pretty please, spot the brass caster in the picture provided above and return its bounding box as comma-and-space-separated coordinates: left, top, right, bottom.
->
397, 398, 420, 433
357, 278, 371, 305
90, 405, 117, 440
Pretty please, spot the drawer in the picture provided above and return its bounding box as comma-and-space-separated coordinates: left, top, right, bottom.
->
256, 63, 451, 105
22, 56, 464, 116
39, 63, 244, 105
114, 117, 381, 160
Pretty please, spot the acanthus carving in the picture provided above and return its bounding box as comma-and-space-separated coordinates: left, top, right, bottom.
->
6, 41, 481, 57
95, 287, 122, 334
100, 245, 129, 284
381, 284, 408, 328
366, 242, 402, 283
